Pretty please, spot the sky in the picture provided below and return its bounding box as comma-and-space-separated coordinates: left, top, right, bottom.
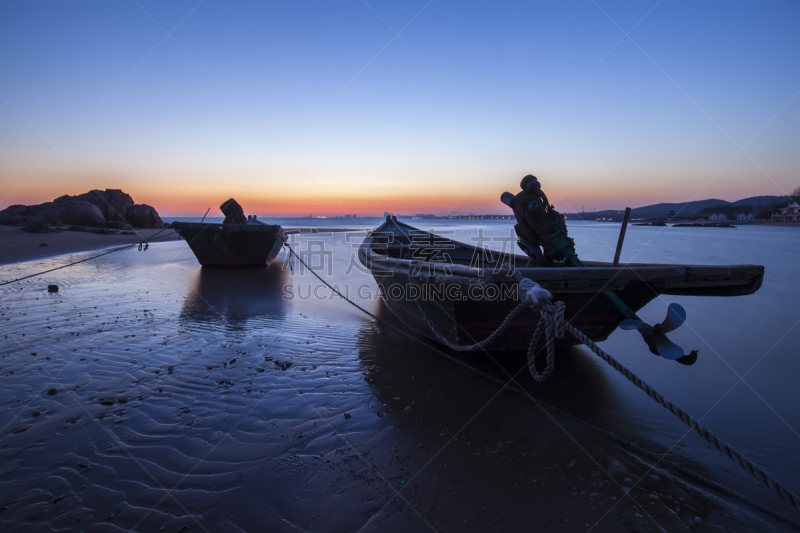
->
1, 0, 798, 216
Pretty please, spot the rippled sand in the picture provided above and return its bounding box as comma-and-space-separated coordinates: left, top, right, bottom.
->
0, 237, 793, 532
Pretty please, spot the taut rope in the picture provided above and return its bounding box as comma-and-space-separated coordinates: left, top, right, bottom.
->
409, 266, 800, 512
0, 230, 176, 287
285, 242, 800, 519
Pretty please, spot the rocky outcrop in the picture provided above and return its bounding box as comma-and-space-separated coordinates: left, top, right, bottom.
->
22, 221, 51, 233
0, 189, 163, 229
101, 220, 133, 230
45, 200, 106, 226
56, 189, 135, 222
127, 204, 162, 229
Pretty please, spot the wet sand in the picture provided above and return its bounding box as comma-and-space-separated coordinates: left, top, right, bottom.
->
0, 235, 796, 532
0, 225, 181, 266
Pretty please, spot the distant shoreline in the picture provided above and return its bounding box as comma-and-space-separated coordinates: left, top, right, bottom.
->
570, 219, 800, 227
2, 218, 798, 269
755, 221, 800, 227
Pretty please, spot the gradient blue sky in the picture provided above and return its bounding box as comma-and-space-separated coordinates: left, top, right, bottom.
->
1, 0, 798, 216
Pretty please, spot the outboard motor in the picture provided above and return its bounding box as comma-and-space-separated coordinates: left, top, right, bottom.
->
501, 175, 579, 267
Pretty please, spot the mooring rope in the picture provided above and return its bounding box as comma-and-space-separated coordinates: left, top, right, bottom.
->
0, 230, 177, 287
284, 242, 800, 523
410, 266, 800, 512
408, 275, 564, 383
562, 318, 800, 510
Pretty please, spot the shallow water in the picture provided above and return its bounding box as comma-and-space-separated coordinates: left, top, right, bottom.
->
0, 220, 798, 531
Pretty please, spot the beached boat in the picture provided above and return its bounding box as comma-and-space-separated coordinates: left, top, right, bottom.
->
172, 199, 287, 266
358, 178, 764, 359
359, 217, 762, 352
172, 221, 287, 266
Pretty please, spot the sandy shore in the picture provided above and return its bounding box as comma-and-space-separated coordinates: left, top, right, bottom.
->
0, 225, 181, 266
0, 233, 796, 531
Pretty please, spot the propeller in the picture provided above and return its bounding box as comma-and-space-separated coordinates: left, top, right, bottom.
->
619, 303, 687, 360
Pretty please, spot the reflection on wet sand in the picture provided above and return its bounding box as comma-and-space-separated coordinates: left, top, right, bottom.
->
1, 238, 795, 531
179, 261, 289, 327
349, 303, 742, 531
358, 301, 617, 435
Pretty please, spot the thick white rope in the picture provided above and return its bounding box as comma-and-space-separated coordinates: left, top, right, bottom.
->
518, 277, 552, 306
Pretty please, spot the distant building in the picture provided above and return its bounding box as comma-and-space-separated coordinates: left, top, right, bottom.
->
736, 212, 754, 221
771, 202, 800, 222
446, 214, 513, 220
709, 213, 727, 221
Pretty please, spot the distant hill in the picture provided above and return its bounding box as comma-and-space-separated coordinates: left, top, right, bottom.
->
565, 195, 791, 221
732, 195, 792, 207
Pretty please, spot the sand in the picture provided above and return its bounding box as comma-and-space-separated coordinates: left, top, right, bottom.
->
0, 225, 181, 266
0, 232, 795, 532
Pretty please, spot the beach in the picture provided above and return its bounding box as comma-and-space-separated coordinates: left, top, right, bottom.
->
0, 225, 181, 266
0, 223, 798, 532
4, 0, 799, 529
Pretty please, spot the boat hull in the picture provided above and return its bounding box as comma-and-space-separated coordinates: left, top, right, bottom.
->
359, 217, 764, 351
172, 222, 287, 266
372, 272, 651, 350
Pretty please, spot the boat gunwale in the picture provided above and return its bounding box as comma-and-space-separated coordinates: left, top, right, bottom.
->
171, 221, 286, 234
362, 247, 762, 277
358, 218, 764, 288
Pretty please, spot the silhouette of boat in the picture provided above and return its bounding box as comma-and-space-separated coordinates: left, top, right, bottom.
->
172, 199, 287, 266
358, 215, 763, 353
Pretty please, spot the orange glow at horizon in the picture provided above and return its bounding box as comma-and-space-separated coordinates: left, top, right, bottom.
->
0, 180, 762, 217
2, 167, 784, 218
134, 180, 631, 216
147, 190, 509, 217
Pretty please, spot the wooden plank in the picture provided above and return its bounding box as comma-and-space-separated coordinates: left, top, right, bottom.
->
566, 280, 592, 289
657, 279, 756, 289
684, 274, 755, 282
539, 281, 566, 290
551, 281, 627, 293
517, 266, 684, 281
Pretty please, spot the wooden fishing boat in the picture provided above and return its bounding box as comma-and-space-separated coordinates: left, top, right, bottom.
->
171, 199, 287, 266
171, 221, 287, 266
358, 216, 764, 352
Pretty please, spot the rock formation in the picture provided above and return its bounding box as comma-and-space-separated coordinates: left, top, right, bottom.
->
0, 189, 164, 229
